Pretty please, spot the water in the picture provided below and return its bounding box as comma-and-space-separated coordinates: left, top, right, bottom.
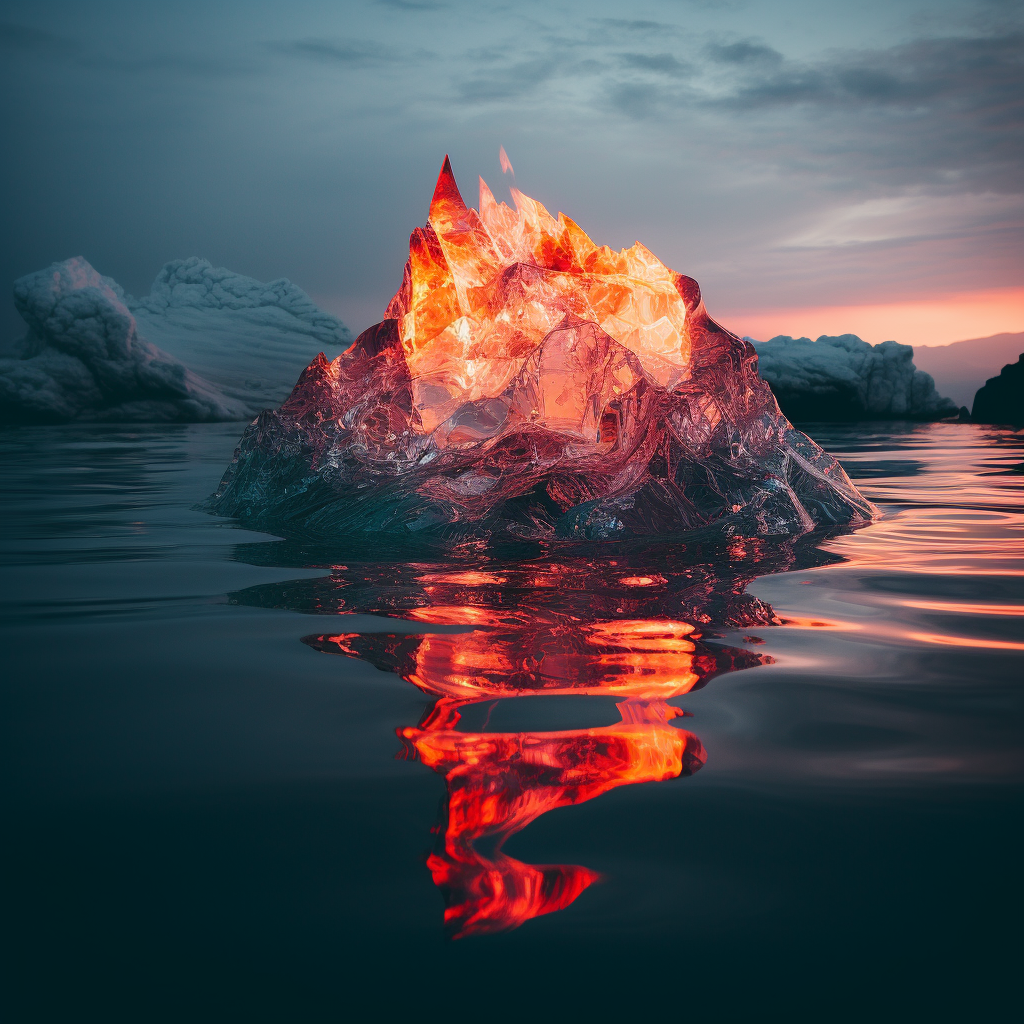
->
2, 422, 1022, 1022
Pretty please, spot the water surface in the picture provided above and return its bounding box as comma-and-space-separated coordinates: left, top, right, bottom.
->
3, 422, 1021, 1022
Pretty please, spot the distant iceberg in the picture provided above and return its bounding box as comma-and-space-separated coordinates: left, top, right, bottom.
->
753, 334, 957, 422
0, 257, 350, 424
128, 257, 351, 407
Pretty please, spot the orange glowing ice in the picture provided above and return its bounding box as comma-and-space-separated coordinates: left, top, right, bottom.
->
387, 156, 696, 432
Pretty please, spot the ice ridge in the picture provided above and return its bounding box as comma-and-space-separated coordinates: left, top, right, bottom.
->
205, 159, 878, 545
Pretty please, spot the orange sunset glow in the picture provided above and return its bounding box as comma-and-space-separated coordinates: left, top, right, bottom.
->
719, 286, 1024, 347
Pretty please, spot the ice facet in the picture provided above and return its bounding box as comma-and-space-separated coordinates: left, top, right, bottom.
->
206, 158, 877, 543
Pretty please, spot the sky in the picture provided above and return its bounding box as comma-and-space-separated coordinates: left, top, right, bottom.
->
1, 0, 1021, 347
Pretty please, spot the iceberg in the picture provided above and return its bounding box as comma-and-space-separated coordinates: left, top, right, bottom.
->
0, 258, 246, 423
1, 257, 351, 424
206, 158, 877, 544
128, 257, 351, 408
753, 334, 957, 422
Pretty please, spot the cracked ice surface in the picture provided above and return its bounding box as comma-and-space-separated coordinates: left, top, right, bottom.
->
206, 159, 877, 544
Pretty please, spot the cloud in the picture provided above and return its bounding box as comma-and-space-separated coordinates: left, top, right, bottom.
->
592, 18, 679, 36
456, 55, 562, 101
708, 33, 1024, 194
706, 40, 783, 65
587, 29, 1024, 198
619, 52, 693, 78
710, 32, 1024, 111
605, 82, 669, 119
270, 38, 403, 67
783, 192, 1024, 249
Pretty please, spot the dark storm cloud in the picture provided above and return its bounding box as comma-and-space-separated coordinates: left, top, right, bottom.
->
428, 14, 1020, 201
605, 82, 670, 120
706, 41, 783, 65
0, 0, 1021, 341
699, 32, 1024, 192
584, 29, 1023, 194
456, 55, 564, 101
712, 32, 1023, 110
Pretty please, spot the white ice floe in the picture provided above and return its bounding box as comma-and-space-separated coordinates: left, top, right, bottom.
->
1, 257, 351, 423
753, 334, 957, 421
129, 257, 350, 405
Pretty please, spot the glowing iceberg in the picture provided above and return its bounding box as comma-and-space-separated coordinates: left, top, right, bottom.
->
207, 157, 876, 542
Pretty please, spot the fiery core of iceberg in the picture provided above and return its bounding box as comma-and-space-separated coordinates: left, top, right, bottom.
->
207, 157, 876, 543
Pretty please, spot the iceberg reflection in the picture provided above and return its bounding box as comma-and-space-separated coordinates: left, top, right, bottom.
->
398, 701, 704, 938
286, 540, 810, 936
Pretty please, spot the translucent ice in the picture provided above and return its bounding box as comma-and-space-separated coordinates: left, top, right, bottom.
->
207, 158, 877, 543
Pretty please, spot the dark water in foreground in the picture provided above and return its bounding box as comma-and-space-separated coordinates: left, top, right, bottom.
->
2, 422, 1022, 1022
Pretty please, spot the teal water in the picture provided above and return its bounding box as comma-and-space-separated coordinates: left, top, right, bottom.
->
2, 422, 1022, 1022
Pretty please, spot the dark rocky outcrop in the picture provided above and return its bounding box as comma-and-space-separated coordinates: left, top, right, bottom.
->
971, 354, 1024, 426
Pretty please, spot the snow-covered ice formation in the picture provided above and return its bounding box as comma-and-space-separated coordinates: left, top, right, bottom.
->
1, 257, 351, 424
128, 257, 351, 406
753, 334, 957, 422
205, 159, 878, 545
0, 258, 246, 423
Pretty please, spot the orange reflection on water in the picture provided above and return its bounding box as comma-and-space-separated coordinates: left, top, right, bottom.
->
300, 546, 790, 936
307, 607, 765, 936
309, 613, 765, 704
399, 700, 705, 938
906, 632, 1024, 651
779, 616, 856, 630
899, 600, 1024, 616
822, 508, 1024, 577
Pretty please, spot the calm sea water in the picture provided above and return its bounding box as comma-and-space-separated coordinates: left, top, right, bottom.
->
3, 422, 1022, 1022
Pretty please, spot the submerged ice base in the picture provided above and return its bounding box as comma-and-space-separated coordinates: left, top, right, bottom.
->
207, 159, 876, 544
